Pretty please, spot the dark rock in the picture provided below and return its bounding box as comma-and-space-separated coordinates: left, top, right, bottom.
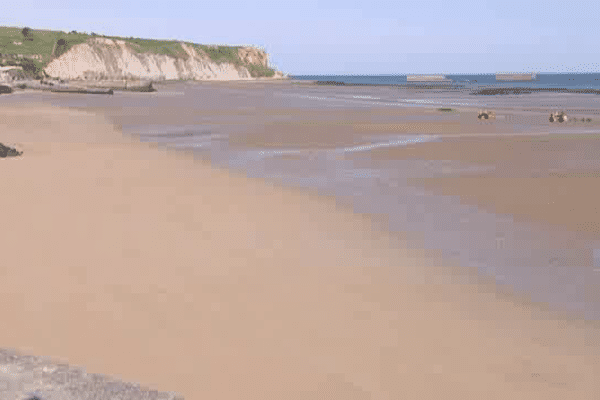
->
316, 80, 345, 86
50, 87, 114, 95
0, 84, 12, 94
0, 143, 23, 158
125, 82, 156, 92
473, 87, 600, 96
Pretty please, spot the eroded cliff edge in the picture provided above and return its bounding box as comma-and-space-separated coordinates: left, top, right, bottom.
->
44, 37, 285, 81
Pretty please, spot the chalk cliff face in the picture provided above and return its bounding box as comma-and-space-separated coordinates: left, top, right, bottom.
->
237, 47, 268, 68
44, 38, 278, 81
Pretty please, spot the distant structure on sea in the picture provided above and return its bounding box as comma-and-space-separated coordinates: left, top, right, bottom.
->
406, 74, 453, 83
495, 72, 537, 81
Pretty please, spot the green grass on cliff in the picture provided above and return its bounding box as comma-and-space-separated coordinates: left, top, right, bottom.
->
246, 64, 275, 78
193, 45, 275, 77
0, 26, 278, 78
195, 45, 243, 65
121, 37, 190, 58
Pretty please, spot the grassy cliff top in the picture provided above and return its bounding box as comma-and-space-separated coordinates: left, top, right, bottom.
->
0, 26, 277, 78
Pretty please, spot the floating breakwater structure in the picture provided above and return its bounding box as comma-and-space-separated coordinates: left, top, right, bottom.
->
495, 72, 537, 81
406, 74, 453, 83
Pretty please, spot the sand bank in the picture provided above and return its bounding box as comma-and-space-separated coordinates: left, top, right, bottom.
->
359, 134, 600, 239
1, 104, 600, 399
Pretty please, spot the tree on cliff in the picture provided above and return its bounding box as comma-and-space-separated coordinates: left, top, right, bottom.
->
54, 38, 69, 57
21, 27, 32, 40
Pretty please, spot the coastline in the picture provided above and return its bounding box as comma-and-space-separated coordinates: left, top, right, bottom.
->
2, 98, 600, 399
0, 75, 293, 96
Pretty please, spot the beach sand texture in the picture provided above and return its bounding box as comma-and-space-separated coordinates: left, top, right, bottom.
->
1, 100, 600, 399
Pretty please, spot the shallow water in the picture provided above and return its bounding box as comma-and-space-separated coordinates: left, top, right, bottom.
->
4, 81, 600, 320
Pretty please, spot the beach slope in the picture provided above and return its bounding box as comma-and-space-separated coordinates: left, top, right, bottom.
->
0, 104, 599, 399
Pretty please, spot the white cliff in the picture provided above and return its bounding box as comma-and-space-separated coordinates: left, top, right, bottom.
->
44, 37, 282, 81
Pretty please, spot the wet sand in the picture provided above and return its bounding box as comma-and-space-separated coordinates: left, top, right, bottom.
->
358, 133, 600, 239
2, 95, 600, 398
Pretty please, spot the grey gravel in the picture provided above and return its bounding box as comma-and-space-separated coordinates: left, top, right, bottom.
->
0, 348, 184, 400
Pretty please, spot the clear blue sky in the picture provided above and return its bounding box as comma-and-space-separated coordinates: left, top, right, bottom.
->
3, 0, 599, 75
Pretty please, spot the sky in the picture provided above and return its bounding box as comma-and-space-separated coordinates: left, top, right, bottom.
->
3, 0, 600, 75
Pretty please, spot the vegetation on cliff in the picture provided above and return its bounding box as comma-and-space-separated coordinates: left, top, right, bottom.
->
0, 25, 280, 79
193, 45, 275, 77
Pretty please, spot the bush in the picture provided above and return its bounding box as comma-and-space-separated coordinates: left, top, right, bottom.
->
245, 63, 275, 78
199, 45, 243, 65
55, 38, 69, 57
21, 27, 34, 41
20, 58, 44, 79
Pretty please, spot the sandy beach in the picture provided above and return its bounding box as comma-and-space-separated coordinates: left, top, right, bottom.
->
2, 88, 600, 399
367, 134, 600, 237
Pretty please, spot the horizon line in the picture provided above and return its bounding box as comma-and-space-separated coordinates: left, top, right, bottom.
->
289, 72, 600, 76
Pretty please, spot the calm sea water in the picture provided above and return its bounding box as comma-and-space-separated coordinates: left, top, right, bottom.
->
291, 73, 600, 90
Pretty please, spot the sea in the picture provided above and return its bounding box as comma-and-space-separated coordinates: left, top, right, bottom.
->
3, 73, 600, 321
290, 72, 600, 90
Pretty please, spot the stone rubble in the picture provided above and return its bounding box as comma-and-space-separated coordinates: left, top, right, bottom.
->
0, 349, 184, 400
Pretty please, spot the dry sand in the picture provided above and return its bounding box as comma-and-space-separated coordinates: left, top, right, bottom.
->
1, 103, 600, 399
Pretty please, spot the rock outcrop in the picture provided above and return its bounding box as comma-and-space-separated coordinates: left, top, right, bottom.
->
0, 66, 28, 83
0, 143, 23, 157
43, 37, 281, 82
